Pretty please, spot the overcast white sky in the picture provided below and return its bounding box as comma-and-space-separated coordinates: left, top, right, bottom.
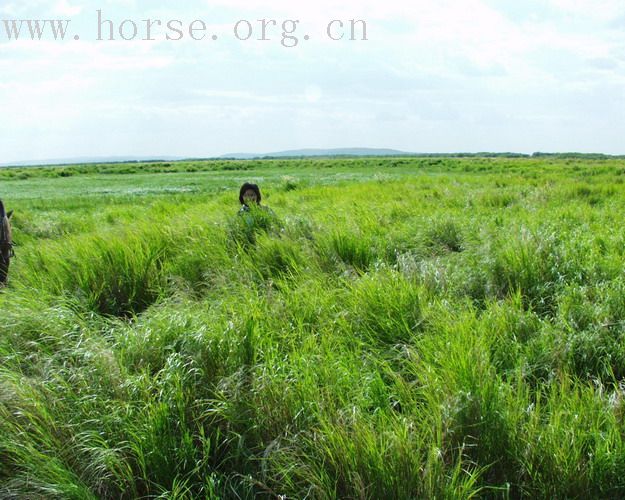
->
1, 0, 625, 163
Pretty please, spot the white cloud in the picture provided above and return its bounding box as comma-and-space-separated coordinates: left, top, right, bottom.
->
548, 0, 625, 22
2, 0, 625, 161
52, 0, 82, 17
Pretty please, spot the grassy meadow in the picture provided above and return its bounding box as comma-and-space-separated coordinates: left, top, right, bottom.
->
3, 156, 625, 498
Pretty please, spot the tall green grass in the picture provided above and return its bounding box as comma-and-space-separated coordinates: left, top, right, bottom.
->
3, 157, 625, 498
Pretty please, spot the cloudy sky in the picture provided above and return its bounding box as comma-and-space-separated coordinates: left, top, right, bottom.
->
1, 0, 625, 163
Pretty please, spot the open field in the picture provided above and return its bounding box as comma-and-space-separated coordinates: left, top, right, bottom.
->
3, 157, 625, 498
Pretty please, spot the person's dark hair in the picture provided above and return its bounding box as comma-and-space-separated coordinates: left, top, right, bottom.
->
239, 183, 262, 205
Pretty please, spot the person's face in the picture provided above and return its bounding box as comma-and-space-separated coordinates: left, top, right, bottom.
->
243, 189, 258, 204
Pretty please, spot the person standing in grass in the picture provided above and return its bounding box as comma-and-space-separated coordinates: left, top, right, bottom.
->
238, 182, 277, 216
235, 183, 279, 243
239, 182, 263, 213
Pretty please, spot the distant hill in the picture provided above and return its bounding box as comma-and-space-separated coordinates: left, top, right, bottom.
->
3, 150, 624, 168
1, 149, 414, 167
220, 148, 411, 159
221, 150, 625, 160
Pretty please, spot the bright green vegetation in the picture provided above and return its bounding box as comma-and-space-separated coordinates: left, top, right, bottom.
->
2, 157, 625, 498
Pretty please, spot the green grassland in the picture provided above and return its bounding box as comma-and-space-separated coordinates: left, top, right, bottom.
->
2, 157, 625, 498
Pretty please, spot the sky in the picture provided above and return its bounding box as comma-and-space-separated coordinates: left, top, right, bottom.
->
1, 0, 625, 163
